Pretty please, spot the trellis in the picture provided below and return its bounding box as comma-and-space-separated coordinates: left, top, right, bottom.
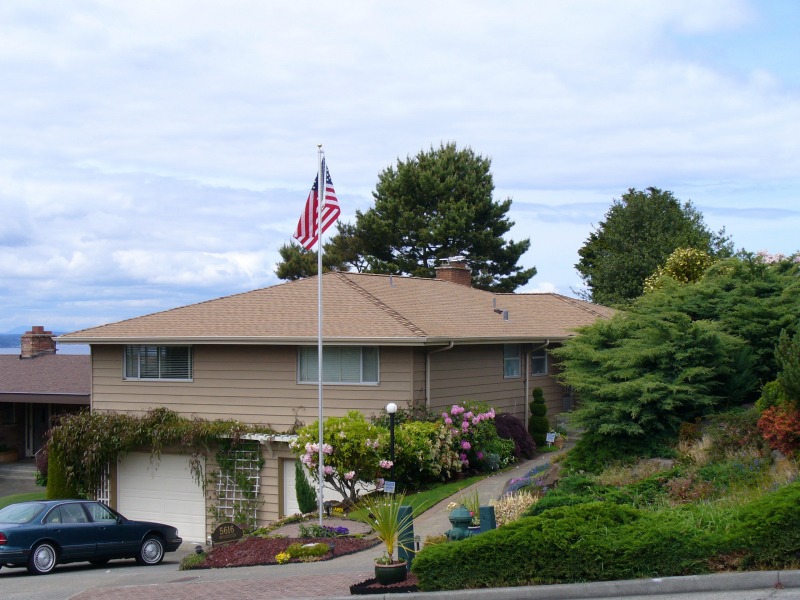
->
214, 441, 263, 530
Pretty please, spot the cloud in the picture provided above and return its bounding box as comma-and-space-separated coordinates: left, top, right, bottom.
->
1, 1, 799, 331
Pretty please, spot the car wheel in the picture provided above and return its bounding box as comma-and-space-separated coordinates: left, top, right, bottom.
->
28, 542, 58, 575
135, 535, 164, 566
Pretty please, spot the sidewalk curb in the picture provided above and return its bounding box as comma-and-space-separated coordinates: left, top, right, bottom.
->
328, 569, 800, 600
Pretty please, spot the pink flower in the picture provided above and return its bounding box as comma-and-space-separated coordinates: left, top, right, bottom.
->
444, 417, 453, 425
344, 471, 355, 481
459, 453, 468, 462
461, 421, 470, 432
379, 460, 394, 469
323, 465, 334, 476
461, 440, 471, 450
472, 417, 480, 426
323, 443, 334, 455
464, 412, 474, 420
477, 451, 484, 460
442, 412, 448, 419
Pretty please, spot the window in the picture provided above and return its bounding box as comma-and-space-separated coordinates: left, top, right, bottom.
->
298, 346, 379, 384
503, 344, 521, 378
124, 346, 192, 380
531, 347, 548, 376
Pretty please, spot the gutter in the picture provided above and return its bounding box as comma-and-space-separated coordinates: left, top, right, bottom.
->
425, 341, 455, 409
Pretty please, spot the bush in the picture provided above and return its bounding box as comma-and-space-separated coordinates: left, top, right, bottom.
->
412, 502, 720, 590
46, 444, 81, 499
294, 459, 317, 514
562, 431, 676, 474
286, 542, 330, 559
440, 402, 515, 472
393, 421, 461, 487
494, 413, 536, 460
728, 481, 800, 567
527, 388, 549, 447
758, 406, 800, 457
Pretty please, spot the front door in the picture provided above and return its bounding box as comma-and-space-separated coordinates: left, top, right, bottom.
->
25, 403, 50, 457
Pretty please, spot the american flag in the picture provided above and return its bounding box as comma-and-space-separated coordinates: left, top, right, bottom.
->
293, 159, 341, 250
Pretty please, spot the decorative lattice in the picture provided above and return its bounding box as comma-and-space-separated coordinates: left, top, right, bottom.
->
214, 442, 262, 529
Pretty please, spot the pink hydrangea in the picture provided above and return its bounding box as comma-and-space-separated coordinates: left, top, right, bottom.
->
444, 417, 453, 425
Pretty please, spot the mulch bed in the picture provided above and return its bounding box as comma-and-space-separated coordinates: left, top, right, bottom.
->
350, 573, 419, 594
196, 535, 380, 568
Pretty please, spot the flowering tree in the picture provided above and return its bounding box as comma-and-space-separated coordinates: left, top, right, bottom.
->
290, 411, 391, 504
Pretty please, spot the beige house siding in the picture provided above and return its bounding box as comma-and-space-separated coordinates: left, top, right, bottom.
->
428, 345, 528, 422
90, 344, 417, 431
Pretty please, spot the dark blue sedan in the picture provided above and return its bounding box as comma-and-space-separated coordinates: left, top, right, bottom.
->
0, 500, 182, 575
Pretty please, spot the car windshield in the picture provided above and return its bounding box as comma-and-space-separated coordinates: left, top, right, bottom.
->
0, 502, 47, 524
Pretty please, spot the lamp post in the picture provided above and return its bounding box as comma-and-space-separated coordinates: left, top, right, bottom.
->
386, 402, 397, 483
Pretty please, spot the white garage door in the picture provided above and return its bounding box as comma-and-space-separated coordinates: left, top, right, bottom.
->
117, 452, 206, 542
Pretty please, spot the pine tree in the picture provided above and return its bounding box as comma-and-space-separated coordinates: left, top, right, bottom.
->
294, 459, 317, 514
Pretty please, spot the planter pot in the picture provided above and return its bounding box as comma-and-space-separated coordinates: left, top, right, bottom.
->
374, 561, 408, 585
554, 436, 565, 449
0, 449, 19, 464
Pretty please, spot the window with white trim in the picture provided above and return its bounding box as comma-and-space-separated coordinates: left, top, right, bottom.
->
503, 344, 521, 378
124, 346, 193, 380
531, 347, 548, 376
298, 346, 379, 384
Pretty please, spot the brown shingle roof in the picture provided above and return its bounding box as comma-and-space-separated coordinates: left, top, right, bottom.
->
0, 354, 91, 396
58, 273, 613, 345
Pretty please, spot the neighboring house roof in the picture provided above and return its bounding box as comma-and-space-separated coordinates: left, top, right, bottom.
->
58, 272, 614, 346
0, 354, 91, 400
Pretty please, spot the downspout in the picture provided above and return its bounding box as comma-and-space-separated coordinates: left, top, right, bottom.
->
425, 342, 455, 409
525, 340, 550, 426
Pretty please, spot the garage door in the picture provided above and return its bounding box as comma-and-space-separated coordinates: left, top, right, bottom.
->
117, 452, 206, 542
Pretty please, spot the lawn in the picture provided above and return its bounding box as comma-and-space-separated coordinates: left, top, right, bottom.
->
0, 490, 48, 510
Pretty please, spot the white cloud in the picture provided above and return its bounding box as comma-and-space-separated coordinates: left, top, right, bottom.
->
1, 0, 798, 331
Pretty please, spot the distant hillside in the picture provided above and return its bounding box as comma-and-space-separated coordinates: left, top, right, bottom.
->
0, 333, 21, 348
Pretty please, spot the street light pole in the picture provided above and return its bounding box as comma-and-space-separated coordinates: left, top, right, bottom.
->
386, 402, 397, 483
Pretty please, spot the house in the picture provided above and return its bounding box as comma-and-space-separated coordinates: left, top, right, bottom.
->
0, 327, 90, 461
58, 262, 612, 542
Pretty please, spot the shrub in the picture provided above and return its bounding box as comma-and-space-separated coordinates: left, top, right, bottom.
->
440, 402, 514, 472
412, 502, 720, 590
527, 388, 549, 447
705, 409, 767, 461
393, 421, 460, 487
46, 443, 81, 499
758, 405, 800, 457
286, 542, 330, 559
562, 431, 676, 474
294, 459, 317, 514
490, 490, 539, 527
728, 481, 800, 567
494, 412, 536, 460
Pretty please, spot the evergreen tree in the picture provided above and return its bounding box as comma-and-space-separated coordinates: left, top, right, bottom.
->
276, 143, 536, 292
576, 187, 732, 305
294, 459, 317, 514
528, 388, 549, 448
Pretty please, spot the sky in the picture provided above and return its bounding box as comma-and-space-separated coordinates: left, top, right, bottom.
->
1, 0, 799, 336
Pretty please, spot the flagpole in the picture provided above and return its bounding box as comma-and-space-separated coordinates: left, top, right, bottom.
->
316, 145, 325, 526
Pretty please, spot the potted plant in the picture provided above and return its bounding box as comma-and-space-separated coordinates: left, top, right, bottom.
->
356, 491, 414, 585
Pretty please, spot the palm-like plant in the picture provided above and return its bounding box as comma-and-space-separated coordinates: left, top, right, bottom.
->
357, 492, 413, 563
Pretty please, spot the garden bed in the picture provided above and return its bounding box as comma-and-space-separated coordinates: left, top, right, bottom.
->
193, 535, 380, 568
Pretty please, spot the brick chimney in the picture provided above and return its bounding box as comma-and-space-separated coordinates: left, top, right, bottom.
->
20, 326, 57, 359
434, 256, 472, 287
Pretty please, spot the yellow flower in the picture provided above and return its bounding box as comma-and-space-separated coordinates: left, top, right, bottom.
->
276, 552, 291, 564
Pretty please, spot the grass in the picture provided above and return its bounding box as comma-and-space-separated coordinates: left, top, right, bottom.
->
349, 473, 485, 522
0, 490, 47, 509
